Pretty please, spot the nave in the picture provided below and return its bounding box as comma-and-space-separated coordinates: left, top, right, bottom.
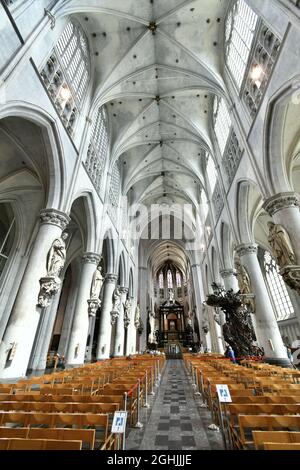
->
0, 353, 300, 451
127, 359, 223, 450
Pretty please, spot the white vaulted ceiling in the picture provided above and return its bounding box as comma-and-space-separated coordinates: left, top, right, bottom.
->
61, 0, 229, 211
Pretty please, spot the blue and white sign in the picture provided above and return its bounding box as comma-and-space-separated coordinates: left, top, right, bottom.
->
216, 384, 232, 403
111, 411, 128, 434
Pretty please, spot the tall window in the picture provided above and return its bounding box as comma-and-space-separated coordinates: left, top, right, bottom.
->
0, 204, 15, 277
167, 270, 173, 289
264, 251, 294, 321
206, 155, 217, 192
213, 98, 232, 155
225, 0, 258, 89
176, 271, 182, 288
108, 162, 121, 225
85, 106, 109, 193
40, 20, 91, 135
159, 272, 164, 289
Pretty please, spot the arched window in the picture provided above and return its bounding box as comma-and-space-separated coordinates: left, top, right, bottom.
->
264, 251, 294, 321
0, 204, 15, 277
213, 98, 232, 155
40, 20, 91, 135
176, 271, 182, 288
159, 272, 164, 289
206, 154, 217, 192
108, 162, 121, 225
85, 106, 109, 193
167, 270, 173, 289
225, 0, 258, 89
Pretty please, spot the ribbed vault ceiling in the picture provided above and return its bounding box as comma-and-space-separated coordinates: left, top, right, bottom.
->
63, 0, 229, 210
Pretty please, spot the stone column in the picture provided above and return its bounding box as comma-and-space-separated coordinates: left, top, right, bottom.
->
0, 209, 70, 379
263, 192, 300, 263
125, 297, 134, 355
29, 289, 61, 372
220, 269, 239, 292
114, 287, 128, 357
96, 274, 117, 360
236, 244, 288, 363
66, 253, 101, 366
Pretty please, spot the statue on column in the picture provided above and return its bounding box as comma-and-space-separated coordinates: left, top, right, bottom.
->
134, 303, 141, 329
111, 286, 121, 325
267, 221, 296, 268
123, 297, 132, 329
38, 232, 69, 308
88, 263, 103, 317
235, 260, 255, 313
47, 232, 68, 277
148, 310, 156, 344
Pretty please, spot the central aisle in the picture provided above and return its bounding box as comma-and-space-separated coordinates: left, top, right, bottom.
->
137, 359, 224, 450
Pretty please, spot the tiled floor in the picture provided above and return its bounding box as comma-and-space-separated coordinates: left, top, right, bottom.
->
126, 359, 224, 450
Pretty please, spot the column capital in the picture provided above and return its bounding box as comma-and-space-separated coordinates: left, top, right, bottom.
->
105, 273, 118, 284
39, 209, 70, 230
263, 192, 300, 216
82, 252, 101, 265
236, 243, 257, 257
220, 269, 236, 279
119, 287, 129, 295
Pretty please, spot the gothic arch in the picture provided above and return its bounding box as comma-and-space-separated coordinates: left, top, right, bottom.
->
0, 102, 66, 209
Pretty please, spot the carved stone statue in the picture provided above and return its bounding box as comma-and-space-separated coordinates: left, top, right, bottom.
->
88, 264, 103, 317
148, 311, 156, 344
235, 260, 255, 312
267, 221, 296, 268
134, 304, 141, 329
47, 232, 68, 277
111, 287, 121, 324
38, 232, 68, 308
123, 297, 132, 329
90, 264, 103, 300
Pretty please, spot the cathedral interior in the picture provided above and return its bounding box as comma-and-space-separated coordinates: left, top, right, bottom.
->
0, 0, 300, 453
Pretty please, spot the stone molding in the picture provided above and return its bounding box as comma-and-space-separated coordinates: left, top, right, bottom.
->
105, 273, 118, 284
235, 243, 258, 257
220, 269, 236, 279
39, 209, 70, 230
263, 192, 300, 216
82, 252, 101, 265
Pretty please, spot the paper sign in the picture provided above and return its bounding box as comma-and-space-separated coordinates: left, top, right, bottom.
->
111, 411, 128, 434
216, 384, 232, 403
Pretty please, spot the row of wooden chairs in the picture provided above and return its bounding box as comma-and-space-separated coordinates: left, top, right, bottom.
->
184, 354, 300, 451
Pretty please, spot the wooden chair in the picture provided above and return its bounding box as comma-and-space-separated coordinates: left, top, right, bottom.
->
0, 438, 82, 450
253, 431, 300, 450
237, 415, 300, 449
264, 442, 300, 450
28, 428, 95, 450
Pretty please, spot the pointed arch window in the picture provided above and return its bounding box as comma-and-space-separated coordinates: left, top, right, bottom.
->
108, 162, 121, 225
213, 98, 232, 156
264, 251, 294, 321
159, 272, 164, 289
0, 204, 15, 277
167, 270, 173, 289
40, 20, 91, 135
85, 106, 109, 193
225, 0, 258, 90
176, 271, 182, 288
